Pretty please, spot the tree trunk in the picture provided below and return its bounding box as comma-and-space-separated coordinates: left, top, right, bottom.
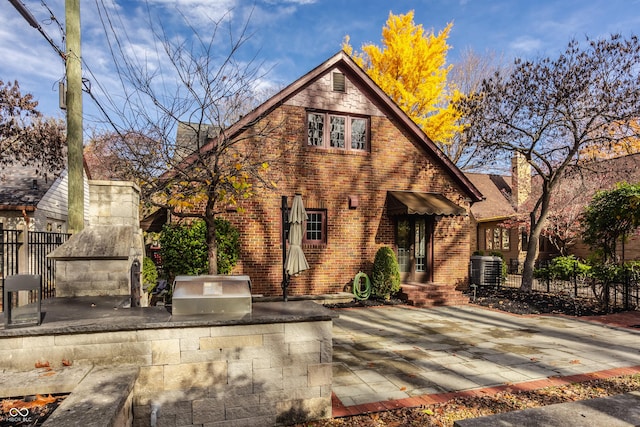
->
206, 217, 218, 274
204, 197, 219, 275
520, 185, 553, 292
520, 227, 540, 292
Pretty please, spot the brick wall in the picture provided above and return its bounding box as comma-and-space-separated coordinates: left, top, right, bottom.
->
222, 68, 473, 296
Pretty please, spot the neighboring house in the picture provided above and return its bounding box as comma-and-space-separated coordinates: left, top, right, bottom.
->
465, 155, 534, 271
0, 164, 89, 233
169, 51, 484, 297
561, 153, 640, 262
466, 152, 640, 269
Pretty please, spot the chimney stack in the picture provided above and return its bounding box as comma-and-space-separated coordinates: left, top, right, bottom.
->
511, 153, 531, 210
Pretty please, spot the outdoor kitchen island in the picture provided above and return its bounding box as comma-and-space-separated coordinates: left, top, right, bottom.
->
0, 296, 336, 426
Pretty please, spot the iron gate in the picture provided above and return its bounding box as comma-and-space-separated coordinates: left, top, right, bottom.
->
1, 228, 70, 310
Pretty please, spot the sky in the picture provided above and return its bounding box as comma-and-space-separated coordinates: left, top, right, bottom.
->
2, 0, 640, 134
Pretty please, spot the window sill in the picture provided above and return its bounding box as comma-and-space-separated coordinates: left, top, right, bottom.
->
302, 243, 326, 249
304, 146, 370, 156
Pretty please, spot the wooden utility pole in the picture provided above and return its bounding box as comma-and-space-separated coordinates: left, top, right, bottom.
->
66, 0, 84, 232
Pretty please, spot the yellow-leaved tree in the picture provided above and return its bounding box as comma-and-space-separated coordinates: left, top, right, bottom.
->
343, 11, 463, 145
580, 119, 640, 161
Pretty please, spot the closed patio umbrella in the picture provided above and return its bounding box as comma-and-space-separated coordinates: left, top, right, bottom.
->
282, 194, 309, 301
285, 194, 309, 276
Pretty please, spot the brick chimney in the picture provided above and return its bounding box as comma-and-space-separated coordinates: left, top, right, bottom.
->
511, 153, 531, 211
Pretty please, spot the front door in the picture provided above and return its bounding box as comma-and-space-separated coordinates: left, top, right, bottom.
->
396, 217, 432, 282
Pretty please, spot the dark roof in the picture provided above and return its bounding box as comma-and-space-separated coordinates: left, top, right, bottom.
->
174, 51, 483, 203
466, 152, 640, 222
140, 208, 168, 232
0, 164, 56, 210
465, 173, 515, 221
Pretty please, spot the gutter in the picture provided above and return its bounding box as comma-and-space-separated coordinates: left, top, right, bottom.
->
0, 205, 36, 212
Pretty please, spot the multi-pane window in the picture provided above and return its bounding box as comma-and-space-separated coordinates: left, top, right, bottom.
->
485, 227, 510, 251
330, 116, 345, 148
304, 210, 325, 243
307, 113, 324, 146
307, 112, 368, 151
351, 118, 367, 150
304, 210, 326, 244
284, 209, 327, 245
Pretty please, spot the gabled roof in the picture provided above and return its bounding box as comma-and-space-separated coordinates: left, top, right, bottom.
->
187, 50, 483, 202
465, 173, 515, 221
0, 164, 56, 211
466, 152, 640, 223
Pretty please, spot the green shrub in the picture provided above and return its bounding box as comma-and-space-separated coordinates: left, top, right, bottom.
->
160, 218, 240, 279
371, 246, 401, 299
142, 257, 158, 293
215, 217, 240, 274
489, 251, 508, 279
534, 255, 590, 281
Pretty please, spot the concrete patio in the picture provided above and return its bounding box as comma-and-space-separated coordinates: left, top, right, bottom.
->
331, 305, 640, 413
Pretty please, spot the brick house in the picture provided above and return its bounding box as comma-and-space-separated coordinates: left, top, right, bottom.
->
561, 153, 640, 262
465, 155, 535, 272
467, 152, 640, 269
171, 51, 483, 298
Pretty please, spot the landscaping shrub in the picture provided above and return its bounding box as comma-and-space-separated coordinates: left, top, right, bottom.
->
534, 255, 590, 281
215, 218, 241, 274
142, 256, 158, 293
489, 251, 508, 279
371, 246, 401, 299
160, 218, 240, 279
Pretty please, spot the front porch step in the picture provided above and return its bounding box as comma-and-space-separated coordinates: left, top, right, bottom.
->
399, 283, 469, 308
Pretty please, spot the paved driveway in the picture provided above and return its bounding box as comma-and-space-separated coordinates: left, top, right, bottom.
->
332, 305, 640, 407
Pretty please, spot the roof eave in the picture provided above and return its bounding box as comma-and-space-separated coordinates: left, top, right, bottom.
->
171, 51, 485, 202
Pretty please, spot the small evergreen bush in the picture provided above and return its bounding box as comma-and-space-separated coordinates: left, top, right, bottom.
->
371, 246, 401, 299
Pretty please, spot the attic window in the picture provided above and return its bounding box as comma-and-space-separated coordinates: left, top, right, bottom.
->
332, 72, 345, 92
306, 111, 369, 152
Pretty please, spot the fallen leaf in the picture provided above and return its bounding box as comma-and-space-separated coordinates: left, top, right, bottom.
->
35, 361, 50, 369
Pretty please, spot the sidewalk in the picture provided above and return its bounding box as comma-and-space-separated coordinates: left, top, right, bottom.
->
330, 305, 640, 417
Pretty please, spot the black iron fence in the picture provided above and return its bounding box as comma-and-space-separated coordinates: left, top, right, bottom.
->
498, 261, 640, 311
1, 228, 70, 310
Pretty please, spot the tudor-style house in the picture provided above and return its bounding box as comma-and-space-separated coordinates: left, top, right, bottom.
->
174, 51, 484, 299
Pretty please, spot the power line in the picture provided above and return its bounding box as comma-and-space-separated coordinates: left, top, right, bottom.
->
8, 0, 66, 61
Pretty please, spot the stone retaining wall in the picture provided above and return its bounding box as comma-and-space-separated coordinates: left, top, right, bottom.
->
0, 318, 333, 426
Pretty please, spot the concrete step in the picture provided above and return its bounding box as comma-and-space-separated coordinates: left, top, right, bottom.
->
399, 283, 469, 308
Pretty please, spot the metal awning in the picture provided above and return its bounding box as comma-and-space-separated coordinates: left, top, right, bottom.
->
387, 191, 466, 216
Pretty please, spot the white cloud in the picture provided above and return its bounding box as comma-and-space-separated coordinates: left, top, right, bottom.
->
509, 36, 543, 55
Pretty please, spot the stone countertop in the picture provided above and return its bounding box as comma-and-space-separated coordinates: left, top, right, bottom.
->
0, 296, 337, 337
